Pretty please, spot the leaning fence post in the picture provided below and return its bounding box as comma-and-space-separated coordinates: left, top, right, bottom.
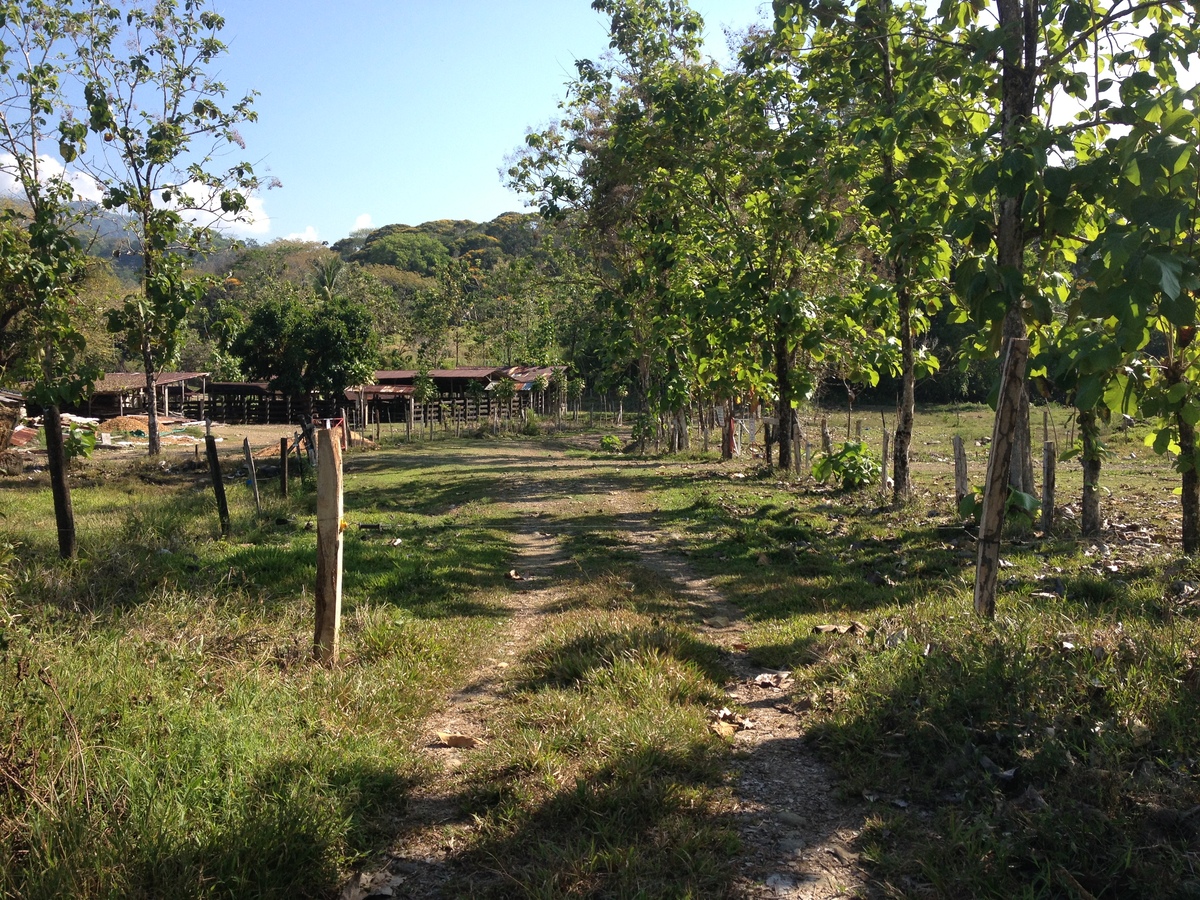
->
280, 437, 289, 498
953, 435, 969, 509
314, 427, 344, 665
242, 437, 261, 513
205, 435, 230, 537
1041, 441, 1056, 534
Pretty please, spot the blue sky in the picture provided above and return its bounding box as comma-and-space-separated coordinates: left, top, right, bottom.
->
214, 1, 770, 244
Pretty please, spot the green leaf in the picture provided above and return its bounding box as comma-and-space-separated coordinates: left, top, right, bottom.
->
1144, 253, 1183, 299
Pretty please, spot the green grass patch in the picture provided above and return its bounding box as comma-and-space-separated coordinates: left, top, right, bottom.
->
0, 448, 509, 899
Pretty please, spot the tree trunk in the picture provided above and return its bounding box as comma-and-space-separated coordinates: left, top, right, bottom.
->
1079, 410, 1102, 536
1179, 413, 1200, 555
721, 401, 735, 460
142, 335, 160, 456
775, 333, 793, 471
974, 337, 1030, 619
893, 288, 915, 501
43, 404, 76, 559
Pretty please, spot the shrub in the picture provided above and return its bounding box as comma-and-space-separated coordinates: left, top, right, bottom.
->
600, 435, 622, 453
812, 441, 881, 491
958, 486, 1041, 526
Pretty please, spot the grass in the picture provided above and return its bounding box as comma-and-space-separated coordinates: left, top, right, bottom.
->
446, 566, 739, 899
629, 404, 1200, 899
2, 405, 1198, 898
0, 445, 510, 899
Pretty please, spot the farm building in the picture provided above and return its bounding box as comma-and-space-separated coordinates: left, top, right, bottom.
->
72, 372, 209, 420
348, 365, 567, 428
24, 366, 571, 429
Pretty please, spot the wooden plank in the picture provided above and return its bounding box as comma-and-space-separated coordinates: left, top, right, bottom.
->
243, 437, 261, 513
314, 427, 344, 665
974, 338, 1030, 619
205, 435, 230, 537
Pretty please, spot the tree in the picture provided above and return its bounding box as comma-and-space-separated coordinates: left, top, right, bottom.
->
927, 0, 1200, 610
775, 0, 971, 498
65, 0, 261, 455
356, 231, 450, 275
0, 0, 96, 559
230, 283, 379, 419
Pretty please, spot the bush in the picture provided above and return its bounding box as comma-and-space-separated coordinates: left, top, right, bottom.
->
600, 435, 622, 453
812, 441, 881, 491
521, 412, 541, 436
958, 486, 1041, 527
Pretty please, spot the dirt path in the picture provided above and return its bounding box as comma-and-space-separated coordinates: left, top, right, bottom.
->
624, 535, 868, 899
341, 446, 868, 900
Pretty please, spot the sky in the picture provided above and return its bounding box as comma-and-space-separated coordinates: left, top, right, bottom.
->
212, 1, 771, 245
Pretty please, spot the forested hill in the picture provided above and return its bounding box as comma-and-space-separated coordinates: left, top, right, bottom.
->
330, 213, 545, 273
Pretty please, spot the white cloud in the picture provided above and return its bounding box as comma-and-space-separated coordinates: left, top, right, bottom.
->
0, 153, 104, 204
221, 194, 272, 237
284, 225, 321, 243
353, 213, 374, 231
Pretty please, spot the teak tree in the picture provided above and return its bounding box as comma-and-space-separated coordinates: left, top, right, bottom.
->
0, 0, 96, 559
63, 0, 260, 455
933, 0, 1200, 612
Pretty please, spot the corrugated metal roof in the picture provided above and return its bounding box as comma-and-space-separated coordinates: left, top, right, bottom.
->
373, 367, 500, 383
92, 371, 208, 393
206, 381, 273, 395
498, 365, 567, 384
428, 367, 499, 379
344, 385, 415, 400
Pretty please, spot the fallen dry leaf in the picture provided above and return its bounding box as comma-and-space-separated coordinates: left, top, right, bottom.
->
813, 620, 868, 636
436, 732, 480, 749
754, 672, 792, 689
710, 721, 738, 739
814, 623, 851, 635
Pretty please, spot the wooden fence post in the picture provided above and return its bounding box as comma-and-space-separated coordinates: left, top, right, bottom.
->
242, 437, 261, 513
882, 429, 891, 497
953, 436, 969, 508
1041, 441, 1056, 534
205, 435, 230, 537
280, 437, 289, 498
974, 338, 1031, 620
314, 427, 344, 665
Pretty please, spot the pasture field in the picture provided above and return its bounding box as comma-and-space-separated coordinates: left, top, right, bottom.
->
1, 405, 1196, 899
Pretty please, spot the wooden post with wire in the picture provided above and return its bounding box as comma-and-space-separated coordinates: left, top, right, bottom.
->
953, 436, 969, 509
314, 427, 344, 665
242, 437, 261, 513
280, 437, 289, 498
1041, 441, 1056, 534
881, 429, 891, 498
205, 435, 230, 537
